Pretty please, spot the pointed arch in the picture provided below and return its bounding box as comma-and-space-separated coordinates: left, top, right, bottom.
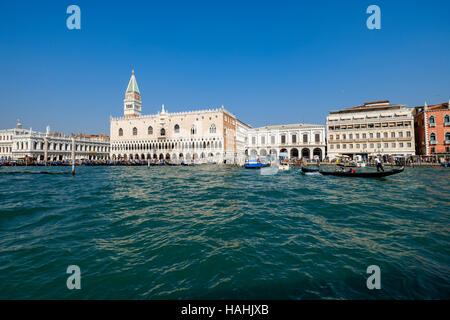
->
429, 115, 436, 126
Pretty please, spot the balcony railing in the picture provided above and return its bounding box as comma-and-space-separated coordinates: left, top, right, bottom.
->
327, 115, 412, 125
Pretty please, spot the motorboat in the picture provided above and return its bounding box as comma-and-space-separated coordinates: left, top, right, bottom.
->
244, 159, 269, 169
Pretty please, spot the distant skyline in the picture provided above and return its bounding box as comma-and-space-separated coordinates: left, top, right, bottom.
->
1, 0, 449, 134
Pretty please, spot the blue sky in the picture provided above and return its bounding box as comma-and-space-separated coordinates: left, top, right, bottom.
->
0, 0, 449, 134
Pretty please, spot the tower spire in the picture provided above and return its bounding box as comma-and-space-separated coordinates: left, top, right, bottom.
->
126, 70, 140, 95
123, 70, 142, 118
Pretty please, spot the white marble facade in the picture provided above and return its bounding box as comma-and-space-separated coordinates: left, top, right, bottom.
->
326, 100, 416, 160
245, 124, 326, 160
110, 105, 240, 164
0, 121, 110, 161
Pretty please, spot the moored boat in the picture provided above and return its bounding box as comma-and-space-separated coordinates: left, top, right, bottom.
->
278, 152, 290, 171
244, 159, 269, 169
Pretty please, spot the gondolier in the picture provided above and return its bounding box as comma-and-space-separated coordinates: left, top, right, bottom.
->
375, 157, 384, 172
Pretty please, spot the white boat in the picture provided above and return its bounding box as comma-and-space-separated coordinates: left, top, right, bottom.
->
279, 162, 290, 170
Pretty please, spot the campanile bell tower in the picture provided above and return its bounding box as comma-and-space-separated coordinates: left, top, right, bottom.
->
123, 70, 142, 118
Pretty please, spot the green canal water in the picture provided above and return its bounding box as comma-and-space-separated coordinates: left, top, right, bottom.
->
0, 165, 449, 299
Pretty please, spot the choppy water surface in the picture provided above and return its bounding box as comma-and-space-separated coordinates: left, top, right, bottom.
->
0, 165, 449, 299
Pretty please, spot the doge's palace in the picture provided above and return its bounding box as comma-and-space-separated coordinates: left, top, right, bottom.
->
110, 71, 247, 164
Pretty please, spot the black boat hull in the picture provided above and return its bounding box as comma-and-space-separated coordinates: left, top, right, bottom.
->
319, 167, 404, 178
301, 167, 320, 173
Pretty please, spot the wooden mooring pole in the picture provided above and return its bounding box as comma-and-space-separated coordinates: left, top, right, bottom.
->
71, 137, 76, 176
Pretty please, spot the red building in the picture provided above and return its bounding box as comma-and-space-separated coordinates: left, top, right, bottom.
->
414, 101, 450, 156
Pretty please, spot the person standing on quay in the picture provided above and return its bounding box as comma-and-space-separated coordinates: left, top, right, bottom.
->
375, 157, 384, 172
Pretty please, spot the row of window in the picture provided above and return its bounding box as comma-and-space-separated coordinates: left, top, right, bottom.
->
112, 152, 218, 161
250, 134, 321, 145
430, 132, 450, 143
111, 140, 223, 151
329, 142, 412, 150
330, 131, 412, 140
328, 122, 412, 131
119, 124, 217, 137
0, 135, 12, 141
429, 115, 450, 126
14, 141, 109, 152
431, 147, 450, 153
0, 147, 12, 153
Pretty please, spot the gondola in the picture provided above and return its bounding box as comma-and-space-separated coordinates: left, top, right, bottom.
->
319, 167, 404, 178
150, 162, 166, 166
301, 166, 320, 173
165, 161, 180, 166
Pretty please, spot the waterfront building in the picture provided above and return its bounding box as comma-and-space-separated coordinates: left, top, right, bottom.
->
245, 124, 326, 160
326, 100, 416, 160
236, 119, 253, 164
110, 71, 249, 164
0, 127, 15, 160
0, 120, 110, 161
414, 101, 450, 157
